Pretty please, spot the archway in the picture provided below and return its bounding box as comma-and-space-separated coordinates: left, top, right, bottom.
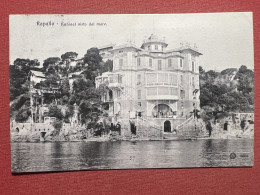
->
224, 122, 228, 131
164, 120, 171, 132
152, 104, 174, 118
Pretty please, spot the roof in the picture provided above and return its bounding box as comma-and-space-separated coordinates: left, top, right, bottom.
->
172, 46, 203, 55
30, 70, 45, 78
141, 34, 168, 49
110, 42, 142, 52
98, 44, 116, 50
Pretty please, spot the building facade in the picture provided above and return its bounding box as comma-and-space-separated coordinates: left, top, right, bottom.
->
97, 34, 202, 134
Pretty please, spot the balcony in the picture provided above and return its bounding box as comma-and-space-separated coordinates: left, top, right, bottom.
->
146, 82, 177, 87
146, 72, 178, 87
108, 82, 123, 88
146, 94, 178, 100
107, 74, 123, 88
146, 86, 179, 100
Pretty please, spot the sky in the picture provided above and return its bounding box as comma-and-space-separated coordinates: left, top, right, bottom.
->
9, 13, 254, 71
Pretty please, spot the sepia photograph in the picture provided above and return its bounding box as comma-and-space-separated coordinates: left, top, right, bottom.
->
9, 13, 254, 173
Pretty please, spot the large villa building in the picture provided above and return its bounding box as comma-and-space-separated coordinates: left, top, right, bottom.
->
96, 34, 202, 135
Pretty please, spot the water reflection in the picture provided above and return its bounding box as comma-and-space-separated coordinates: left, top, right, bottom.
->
11, 139, 254, 173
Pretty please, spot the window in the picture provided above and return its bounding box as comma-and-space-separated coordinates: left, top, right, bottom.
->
192, 61, 195, 72
137, 58, 141, 66
192, 77, 195, 86
148, 46, 151, 51
155, 45, 158, 50
180, 90, 185, 99
180, 59, 183, 67
158, 60, 162, 70
119, 50, 123, 53
138, 90, 141, 99
168, 59, 172, 67
138, 102, 141, 107
169, 73, 177, 85
137, 74, 141, 85
119, 59, 123, 69
158, 73, 168, 83
149, 58, 152, 67
180, 75, 183, 85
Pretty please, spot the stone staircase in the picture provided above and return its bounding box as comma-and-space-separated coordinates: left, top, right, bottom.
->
175, 116, 201, 139
118, 86, 161, 130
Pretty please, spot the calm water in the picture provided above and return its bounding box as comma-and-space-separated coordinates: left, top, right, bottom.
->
11, 139, 254, 173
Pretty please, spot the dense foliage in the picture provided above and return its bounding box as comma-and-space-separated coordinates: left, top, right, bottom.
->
199, 65, 254, 120
10, 48, 110, 131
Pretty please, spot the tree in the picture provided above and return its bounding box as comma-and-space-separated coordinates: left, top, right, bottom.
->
60, 78, 70, 104
48, 104, 63, 120
100, 59, 113, 74
199, 66, 254, 117
235, 65, 254, 95
61, 52, 78, 62
69, 77, 103, 125
52, 120, 63, 133
13, 58, 40, 75
43, 57, 61, 74
15, 108, 31, 123
83, 48, 103, 82
40, 74, 60, 88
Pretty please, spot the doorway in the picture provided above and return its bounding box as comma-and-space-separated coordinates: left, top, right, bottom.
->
130, 121, 136, 135
164, 120, 171, 132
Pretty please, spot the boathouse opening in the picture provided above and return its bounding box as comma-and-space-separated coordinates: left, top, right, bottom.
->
224, 122, 228, 131
164, 120, 171, 132
130, 121, 136, 135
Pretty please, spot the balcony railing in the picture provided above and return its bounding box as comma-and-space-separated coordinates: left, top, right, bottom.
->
146, 94, 178, 100
108, 82, 123, 88
146, 82, 177, 86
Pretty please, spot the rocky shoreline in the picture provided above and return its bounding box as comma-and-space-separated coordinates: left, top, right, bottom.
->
11, 129, 254, 143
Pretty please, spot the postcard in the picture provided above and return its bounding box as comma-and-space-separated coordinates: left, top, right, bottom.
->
10, 13, 254, 173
